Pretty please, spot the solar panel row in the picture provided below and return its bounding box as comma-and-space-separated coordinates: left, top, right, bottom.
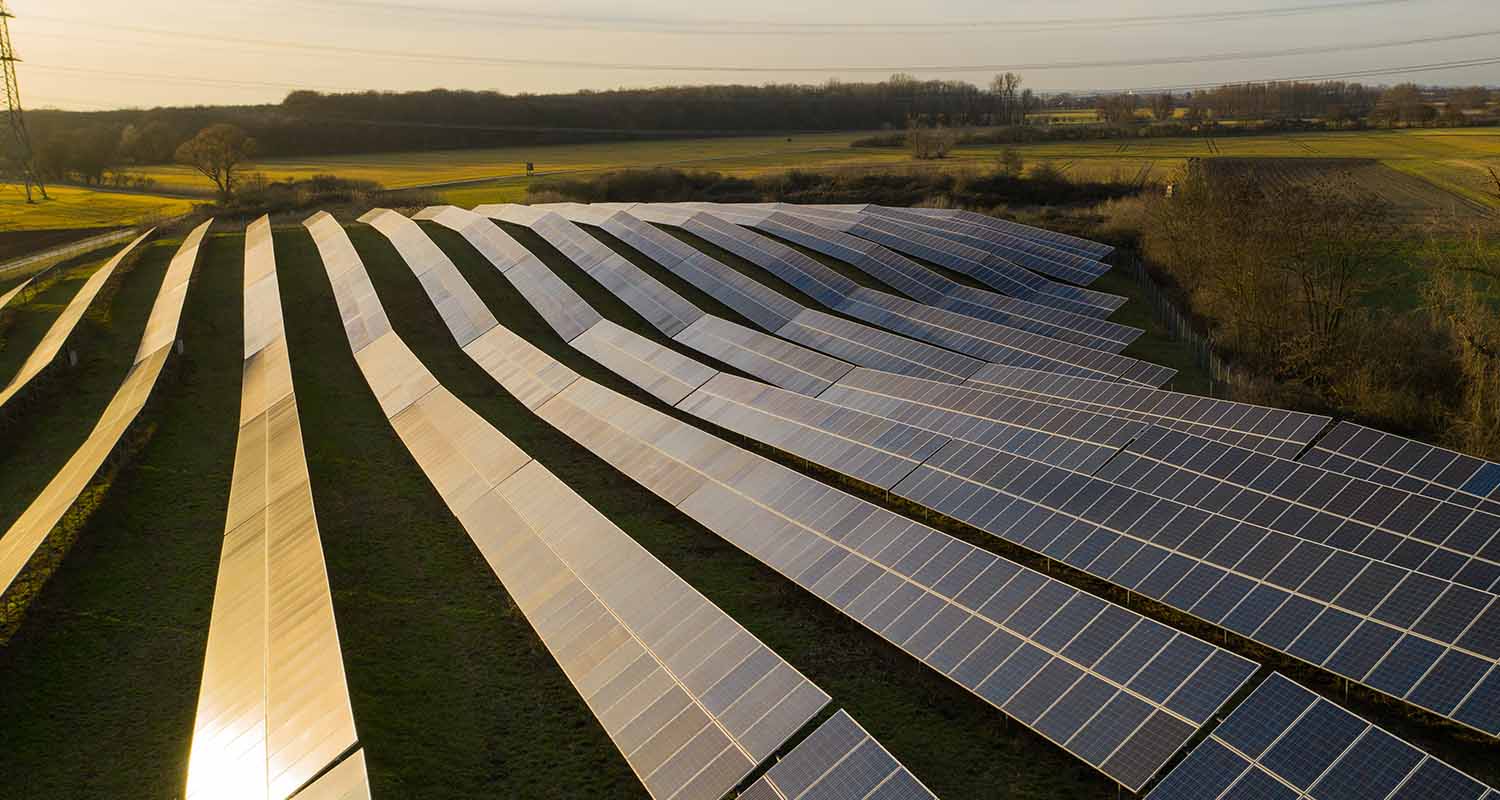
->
816, 369, 1138, 475
859, 205, 1112, 287
964, 363, 1331, 459
750, 204, 1127, 321
1148, 673, 1497, 800
0, 277, 30, 311
186, 216, 366, 800
551, 204, 987, 385
479, 204, 706, 337
1307, 422, 1500, 516
737, 710, 938, 800
307, 211, 831, 800
684, 203, 1128, 330
649, 364, 1499, 735
0, 230, 154, 413
463, 206, 855, 397
901, 207, 1116, 262
0, 219, 212, 597
629, 208, 1173, 388
890, 440, 1500, 735
1104, 427, 1500, 595
531, 375, 1257, 792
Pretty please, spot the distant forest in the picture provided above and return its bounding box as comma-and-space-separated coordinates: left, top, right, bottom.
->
19, 75, 1496, 186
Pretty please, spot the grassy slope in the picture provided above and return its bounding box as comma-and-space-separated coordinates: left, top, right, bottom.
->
415, 221, 1120, 799
0, 232, 242, 798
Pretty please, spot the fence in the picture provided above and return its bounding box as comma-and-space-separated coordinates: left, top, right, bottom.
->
1120, 253, 1250, 396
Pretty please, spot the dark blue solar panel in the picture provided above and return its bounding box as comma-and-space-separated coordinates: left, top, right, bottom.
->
1213, 677, 1316, 759
1309, 727, 1423, 800
1260, 696, 1378, 788
1146, 738, 1248, 800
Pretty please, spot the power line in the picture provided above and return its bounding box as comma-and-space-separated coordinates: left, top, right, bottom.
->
22, 16, 1500, 75
253, 0, 1420, 35
1127, 56, 1500, 93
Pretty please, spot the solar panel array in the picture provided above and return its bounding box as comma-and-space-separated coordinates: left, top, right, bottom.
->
965, 363, 1331, 459
902, 207, 1116, 262
186, 216, 366, 800
418, 203, 1500, 739
0, 230, 154, 413
1307, 422, 1500, 516
859, 205, 1112, 287
547, 203, 986, 385
747, 204, 1128, 323
737, 710, 938, 800
308, 210, 831, 800
625, 206, 1173, 388
0, 220, 211, 597
0, 277, 30, 311
1103, 427, 1500, 595
637, 361, 1500, 737
434, 309, 1259, 791
1148, 673, 1495, 800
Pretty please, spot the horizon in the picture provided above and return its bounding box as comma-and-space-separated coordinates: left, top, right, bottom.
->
14, 0, 1500, 112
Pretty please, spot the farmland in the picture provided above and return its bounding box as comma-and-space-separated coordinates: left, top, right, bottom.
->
0, 185, 194, 233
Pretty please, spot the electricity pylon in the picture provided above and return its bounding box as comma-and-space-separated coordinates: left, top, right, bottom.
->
0, 0, 46, 203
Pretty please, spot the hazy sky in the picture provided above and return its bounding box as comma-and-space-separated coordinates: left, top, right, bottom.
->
12, 0, 1500, 111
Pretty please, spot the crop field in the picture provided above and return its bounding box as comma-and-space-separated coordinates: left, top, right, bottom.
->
0, 184, 194, 234
134, 131, 883, 194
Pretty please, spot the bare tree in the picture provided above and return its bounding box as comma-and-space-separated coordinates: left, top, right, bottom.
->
175, 124, 257, 198
1150, 92, 1176, 121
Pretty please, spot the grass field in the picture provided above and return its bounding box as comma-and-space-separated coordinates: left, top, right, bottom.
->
0, 185, 194, 234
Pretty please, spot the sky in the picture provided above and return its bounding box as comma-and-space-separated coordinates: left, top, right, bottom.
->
10, 0, 1500, 111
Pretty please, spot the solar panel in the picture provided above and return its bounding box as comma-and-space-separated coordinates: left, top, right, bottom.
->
309, 213, 830, 800
862, 205, 1111, 287
293, 749, 372, 800
480, 204, 705, 337
965, 363, 1331, 459
553, 205, 804, 333
186, 216, 364, 800
534, 377, 1257, 791
777, 310, 985, 384
739, 710, 938, 800
0, 277, 30, 311
886, 436, 1500, 736
691, 204, 1124, 320
0, 229, 154, 413
902, 208, 1116, 262
418, 206, 602, 341
0, 219, 211, 597
360, 209, 497, 346
636, 207, 1172, 388
1148, 673, 1496, 800
675, 317, 853, 397
817, 369, 1141, 475
1101, 427, 1500, 595
679, 373, 948, 490
572, 318, 718, 405
1306, 422, 1500, 517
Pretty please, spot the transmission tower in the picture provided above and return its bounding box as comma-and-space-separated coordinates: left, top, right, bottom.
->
0, 0, 45, 203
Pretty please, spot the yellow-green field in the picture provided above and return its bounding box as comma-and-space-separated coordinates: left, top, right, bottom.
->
134, 131, 885, 194
0, 185, 195, 233
7, 127, 1498, 233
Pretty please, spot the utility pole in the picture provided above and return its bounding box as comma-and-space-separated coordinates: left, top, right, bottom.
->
0, 0, 46, 203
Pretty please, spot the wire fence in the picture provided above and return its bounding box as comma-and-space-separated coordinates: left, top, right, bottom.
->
1120, 253, 1251, 396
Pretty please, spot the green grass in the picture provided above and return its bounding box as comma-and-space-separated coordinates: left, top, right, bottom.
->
0, 185, 193, 233
0, 231, 241, 798
0, 250, 122, 385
